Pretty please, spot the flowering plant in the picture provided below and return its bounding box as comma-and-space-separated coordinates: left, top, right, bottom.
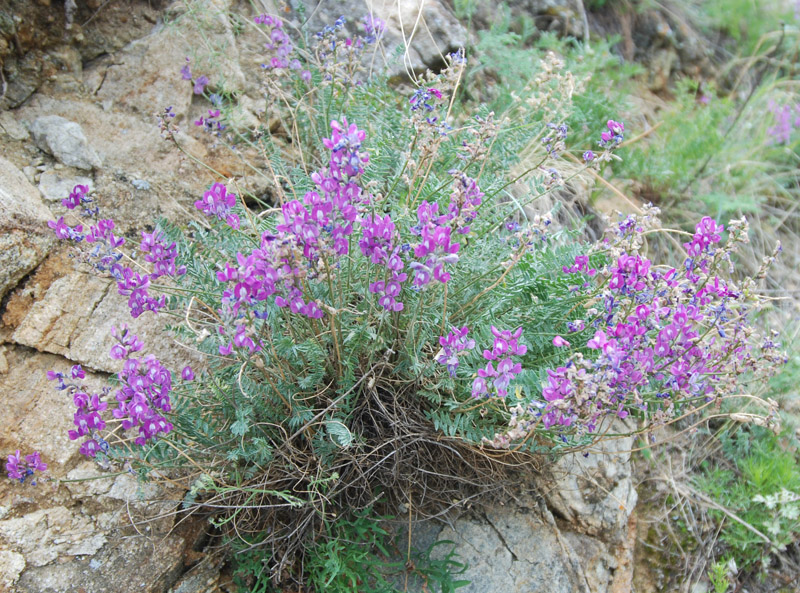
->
9, 10, 786, 589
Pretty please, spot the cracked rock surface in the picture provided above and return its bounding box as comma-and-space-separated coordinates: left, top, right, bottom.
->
432, 492, 635, 593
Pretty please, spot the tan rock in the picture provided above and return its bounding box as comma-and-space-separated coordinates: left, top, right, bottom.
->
86, 0, 245, 118
12, 271, 201, 374
0, 156, 56, 301
0, 506, 106, 567
0, 347, 100, 468
0, 549, 26, 588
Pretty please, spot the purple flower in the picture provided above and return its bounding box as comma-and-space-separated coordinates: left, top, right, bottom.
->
48, 217, 83, 241
181, 58, 192, 80
607, 119, 624, 135
62, 184, 89, 209
181, 366, 194, 381
411, 225, 460, 286
362, 14, 386, 43
6, 450, 47, 483
5, 450, 22, 480
599, 119, 625, 147
409, 88, 443, 112
436, 326, 476, 376
484, 326, 527, 360
140, 231, 186, 278
193, 75, 209, 95
472, 376, 488, 398
195, 182, 240, 229
79, 439, 100, 457
71, 365, 85, 379
583, 150, 595, 162
552, 336, 570, 348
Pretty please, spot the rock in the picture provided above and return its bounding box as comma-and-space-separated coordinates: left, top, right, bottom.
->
11, 271, 203, 374
298, 0, 467, 76
648, 48, 678, 92
433, 498, 622, 593
168, 554, 225, 593
0, 549, 26, 589
0, 506, 106, 567
389, 0, 468, 71
13, 533, 188, 593
30, 115, 103, 171
0, 110, 30, 141
468, 0, 587, 40
17, 95, 218, 227
0, 347, 101, 467
37, 170, 94, 202
0, 155, 56, 301
87, 0, 246, 118
539, 425, 638, 540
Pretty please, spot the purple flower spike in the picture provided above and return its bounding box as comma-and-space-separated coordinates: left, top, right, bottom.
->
436, 326, 476, 377
181, 58, 192, 80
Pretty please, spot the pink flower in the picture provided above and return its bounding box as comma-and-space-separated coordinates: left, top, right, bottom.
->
552, 335, 570, 348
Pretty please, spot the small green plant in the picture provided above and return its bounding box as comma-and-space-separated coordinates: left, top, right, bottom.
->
707, 557, 733, 593
695, 426, 800, 573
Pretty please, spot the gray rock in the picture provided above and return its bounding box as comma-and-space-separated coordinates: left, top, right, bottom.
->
539, 423, 638, 540
0, 549, 26, 589
469, 0, 587, 39
0, 347, 98, 468
37, 170, 94, 203
0, 156, 56, 301
0, 507, 107, 567
87, 0, 245, 118
298, 0, 467, 76
13, 533, 188, 593
0, 110, 30, 141
30, 115, 103, 171
433, 499, 621, 593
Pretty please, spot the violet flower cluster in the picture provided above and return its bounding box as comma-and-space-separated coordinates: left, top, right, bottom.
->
436, 326, 476, 377
360, 213, 407, 311
472, 327, 528, 399
312, 15, 383, 86
47, 328, 188, 458
47, 363, 111, 457
488, 207, 786, 447
181, 57, 209, 94
110, 326, 176, 449
6, 451, 47, 483
47, 184, 186, 319
194, 108, 226, 137
409, 201, 461, 286
194, 182, 241, 230
215, 118, 370, 327
542, 122, 568, 158
253, 14, 309, 80
599, 119, 624, 148
112, 227, 187, 318
767, 100, 800, 145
